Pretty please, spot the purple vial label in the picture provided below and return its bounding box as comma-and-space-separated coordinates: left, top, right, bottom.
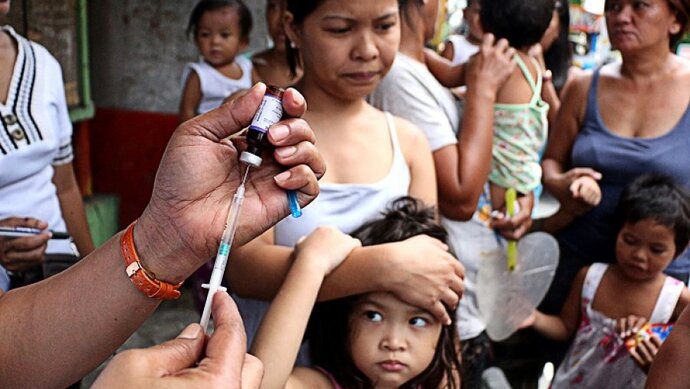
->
250, 94, 283, 133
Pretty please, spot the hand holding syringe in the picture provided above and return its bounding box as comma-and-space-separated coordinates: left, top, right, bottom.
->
200, 86, 301, 332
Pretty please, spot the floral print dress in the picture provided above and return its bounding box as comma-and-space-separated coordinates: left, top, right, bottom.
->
551, 263, 683, 388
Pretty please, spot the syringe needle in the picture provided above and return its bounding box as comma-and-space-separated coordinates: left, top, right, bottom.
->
241, 165, 250, 186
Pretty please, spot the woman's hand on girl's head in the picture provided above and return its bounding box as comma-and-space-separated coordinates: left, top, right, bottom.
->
293, 226, 361, 275
383, 235, 465, 325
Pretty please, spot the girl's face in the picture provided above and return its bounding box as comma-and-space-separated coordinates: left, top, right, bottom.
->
616, 218, 677, 280
195, 6, 248, 67
266, 0, 287, 51
605, 0, 681, 52
285, 0, 401, 100
348, 292, 442, 388
0, 0, 9, 17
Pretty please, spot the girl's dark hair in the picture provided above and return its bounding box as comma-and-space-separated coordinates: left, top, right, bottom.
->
613, 174, 690, 256
544, 0, 572, 92
307, 197, 462, 389
480, 0, 555, 48
186, 0, 253, 39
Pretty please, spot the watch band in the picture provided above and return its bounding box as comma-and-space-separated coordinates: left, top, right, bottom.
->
121, 220, 182, 300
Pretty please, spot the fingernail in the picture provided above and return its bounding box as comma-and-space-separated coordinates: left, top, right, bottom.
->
274, 170, 292, 183
270, 125, 289, 141
275, 146, 297, 158
292, 90, 305, 106
178, 324, 202, 339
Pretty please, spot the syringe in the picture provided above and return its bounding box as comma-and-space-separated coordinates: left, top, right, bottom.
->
199, 167, 250, 332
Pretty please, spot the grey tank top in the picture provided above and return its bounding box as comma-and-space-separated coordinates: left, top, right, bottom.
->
559, 67, 690, 272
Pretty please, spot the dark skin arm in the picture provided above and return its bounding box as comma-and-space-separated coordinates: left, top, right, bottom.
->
0, 84, 324, 388
541, 73, 603, 233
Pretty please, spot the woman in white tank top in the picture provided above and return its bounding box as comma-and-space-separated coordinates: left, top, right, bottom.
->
229, 0, 465, 353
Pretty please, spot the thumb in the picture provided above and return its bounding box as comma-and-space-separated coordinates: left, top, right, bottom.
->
147, 323, 205, 374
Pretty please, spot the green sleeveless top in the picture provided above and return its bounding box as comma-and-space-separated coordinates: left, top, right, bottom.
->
488, 54, 549, 194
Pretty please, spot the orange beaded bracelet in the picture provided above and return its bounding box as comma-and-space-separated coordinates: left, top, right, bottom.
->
121, 220, 182, 300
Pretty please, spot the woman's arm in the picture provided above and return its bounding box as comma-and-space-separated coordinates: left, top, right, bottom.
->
531, 266, 586, 341
53, 163, 94, 256
230, 233, 463, 325
541, 73, 595, 203
0, 84, 324, 389
251, 227, 359, 389
179, 71, 202, 122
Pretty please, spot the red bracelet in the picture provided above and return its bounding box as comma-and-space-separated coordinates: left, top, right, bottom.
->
120, 220, 182, 300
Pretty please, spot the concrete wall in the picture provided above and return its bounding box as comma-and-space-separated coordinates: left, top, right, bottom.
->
88, 0, 267, 113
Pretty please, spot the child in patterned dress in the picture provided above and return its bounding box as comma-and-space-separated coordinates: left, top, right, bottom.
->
524, 174, 690, 388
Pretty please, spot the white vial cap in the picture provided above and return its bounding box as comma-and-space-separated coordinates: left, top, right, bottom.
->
240, 151, 263, 167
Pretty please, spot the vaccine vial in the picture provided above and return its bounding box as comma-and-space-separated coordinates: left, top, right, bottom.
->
240, 85, 285, 167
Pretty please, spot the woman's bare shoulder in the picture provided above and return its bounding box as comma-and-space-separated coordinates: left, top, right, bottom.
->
391, 115, 430, 154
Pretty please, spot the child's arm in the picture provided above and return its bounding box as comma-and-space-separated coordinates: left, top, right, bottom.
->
179, 71, 202, 122
528, 267, 587, 341
440, 40, 455, 62
424, 48, 466, 88
250, 227, 361, 389
529, 44, 560, 125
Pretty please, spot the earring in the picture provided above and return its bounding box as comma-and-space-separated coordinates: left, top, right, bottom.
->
290, 41, 297, 49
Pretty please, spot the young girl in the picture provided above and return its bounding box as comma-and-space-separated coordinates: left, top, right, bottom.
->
525, 174, 690, 388
426, 0, 554, 214
251, 197, 462, 389
229, 0, 462, 359
179, 0, 259, 121
252, 0, 302, 87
